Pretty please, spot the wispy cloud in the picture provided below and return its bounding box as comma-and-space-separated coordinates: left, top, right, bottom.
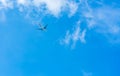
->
60, 0, 120, 48
0, 0, 13, 10
67, 1, 78, 17
32, 0, 66, 17
32, 0, 78, 17
60, 20, 86, 49
80, 0, 120, 43
0, 0, 79, 19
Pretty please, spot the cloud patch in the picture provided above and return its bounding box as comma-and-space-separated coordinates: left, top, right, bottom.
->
82, 4, 120, 43
60, 0, 120, 48
0, 0, 79, 18
60, 20, 86, 49
0, 0, 13, 10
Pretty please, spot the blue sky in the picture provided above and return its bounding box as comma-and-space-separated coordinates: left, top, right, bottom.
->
0, 0, 120, 76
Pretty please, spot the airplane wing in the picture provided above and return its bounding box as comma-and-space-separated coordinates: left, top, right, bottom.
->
38, 23, 42, 27
36, 23, 48, 31
44, 24, 48, 29
37, 28, 44, 30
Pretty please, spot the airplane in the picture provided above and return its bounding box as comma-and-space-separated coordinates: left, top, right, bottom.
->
37, 23, 48, 31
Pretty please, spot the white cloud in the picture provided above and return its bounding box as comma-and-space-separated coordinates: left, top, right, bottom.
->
17, 0, 32, 12
0, 0, 13, 10
32, 0, 79, 17
61, 20, 86, 49
79, 29, 86, 43
61, 30, 71, 45
67, 1, 78, 17
61, 0, 120, 48
71, 26, 86, 48
80, 0, 120, 43
33, 0, 66, 17
93, 7, 120, 42
0, 0, 79, 20
17, 0, 25, 5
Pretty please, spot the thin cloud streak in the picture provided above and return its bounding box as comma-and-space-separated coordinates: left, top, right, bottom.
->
60, 20, 86, 49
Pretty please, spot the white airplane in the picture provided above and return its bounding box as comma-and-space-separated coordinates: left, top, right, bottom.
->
37, 23, 48, 31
